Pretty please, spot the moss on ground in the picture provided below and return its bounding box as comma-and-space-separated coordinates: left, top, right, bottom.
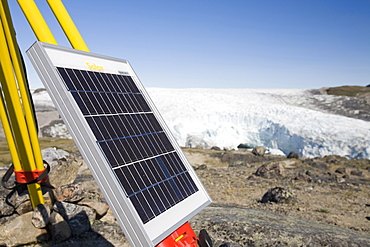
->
326, 85, 370, 97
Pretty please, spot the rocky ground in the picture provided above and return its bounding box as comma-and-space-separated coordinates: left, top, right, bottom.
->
0, 143, 369, 246
187, 148, 370, 233
186, 148, 370, 246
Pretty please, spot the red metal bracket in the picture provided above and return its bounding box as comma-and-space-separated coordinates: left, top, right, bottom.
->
14, 168, 49, 184
156, 222, 198, 247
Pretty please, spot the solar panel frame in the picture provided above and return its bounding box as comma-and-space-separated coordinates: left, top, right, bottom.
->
27, 42, 211, 246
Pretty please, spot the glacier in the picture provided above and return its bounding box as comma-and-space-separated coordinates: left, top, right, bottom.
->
32, 88, 370, 159
145, 88, 370, 159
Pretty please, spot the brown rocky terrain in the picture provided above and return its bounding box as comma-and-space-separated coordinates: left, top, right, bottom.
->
186, 148, 370, 233
189, 146, 370, 246
0, 142, 369, 246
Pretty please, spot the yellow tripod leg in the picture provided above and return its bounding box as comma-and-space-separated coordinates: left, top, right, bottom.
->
0, 74, 22, 173
46, 0, 89, 51
0, 0, 44, 172
16, 0, 57, 45
0, 17, 43, 207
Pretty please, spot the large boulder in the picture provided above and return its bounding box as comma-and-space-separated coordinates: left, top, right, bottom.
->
0, 211, 48, 246
99, 208, 117, 224
42, 147, 81, 188
48, 158, 81, 188
287, 151, 300, 159
7, 189, 33, 215
255, 161, 285, 179
32, 204, 51, 229
49, 211, 71, 243
41, 147, 70, 165
78, 198, 110, 218
54, 183, 85, 202
252, 146, 266, 156
260, 187, 297, 204
53, 201, 95, 236
6, 186, 54, 216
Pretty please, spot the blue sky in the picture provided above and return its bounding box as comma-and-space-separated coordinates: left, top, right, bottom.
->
8, 0, 370, 89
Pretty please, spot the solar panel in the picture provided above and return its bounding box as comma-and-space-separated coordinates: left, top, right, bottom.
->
27, 42, 211, 246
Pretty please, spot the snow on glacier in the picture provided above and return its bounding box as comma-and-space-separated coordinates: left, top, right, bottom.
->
145, 88, 370, 159
32, 88, 370, 159
31, 89, 56, 111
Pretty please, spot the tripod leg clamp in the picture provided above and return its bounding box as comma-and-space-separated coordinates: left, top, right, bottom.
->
14, 167, 49, 184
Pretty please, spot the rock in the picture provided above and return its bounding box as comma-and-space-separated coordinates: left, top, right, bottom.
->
279, 159, 296, 168
40, 119, 71, 139
53, 201, 96, 222
210, 146, 221, 151
0, 211, 48, 246
54, 183, 85, 202
49, 211, 71, 243
294, 172, 312, 182
77, 160, 90, 176
32, 204, 51, 228
99, 208, 117, 224
252, 146, 266, 156
0, 185, 54, 218
219, 243, 243, 247
255, 162, 285, 179
237, 143, 251, 149
78, 198, 110, 218
41, 147, 70, 165
337, 177, 346, 183
335, 167, 346, 174
229, 160, 249, 168
48, 157, 82, 188
79, 180, 104, 201
7, 188, 33, 215
350, 170, 364, 177
261, 187, 297, 204
306, 160, 328, 170
194, 164, 208, 170
40, 186, 55, 211
325, 155, 347, 163
0, 214, 17, 226
287, 151, 300, 159
90, 220, 128, 246
0, 195, 15, 217
52, 220, 129, 247
53, 201, 95, 236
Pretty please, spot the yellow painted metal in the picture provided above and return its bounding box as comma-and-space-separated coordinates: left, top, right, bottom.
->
0, 0, 44, 172
0, 73, 22, 172
16, 0, 57, 45
0, 0, 21, 173
0, 14, 44, 207
46, 0, 89, 51
0, 92, 41, 210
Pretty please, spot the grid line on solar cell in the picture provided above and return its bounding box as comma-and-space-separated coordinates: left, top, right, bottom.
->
56, 67, 199, 224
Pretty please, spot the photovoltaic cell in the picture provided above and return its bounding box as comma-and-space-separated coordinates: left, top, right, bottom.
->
56, 67, 198, 223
